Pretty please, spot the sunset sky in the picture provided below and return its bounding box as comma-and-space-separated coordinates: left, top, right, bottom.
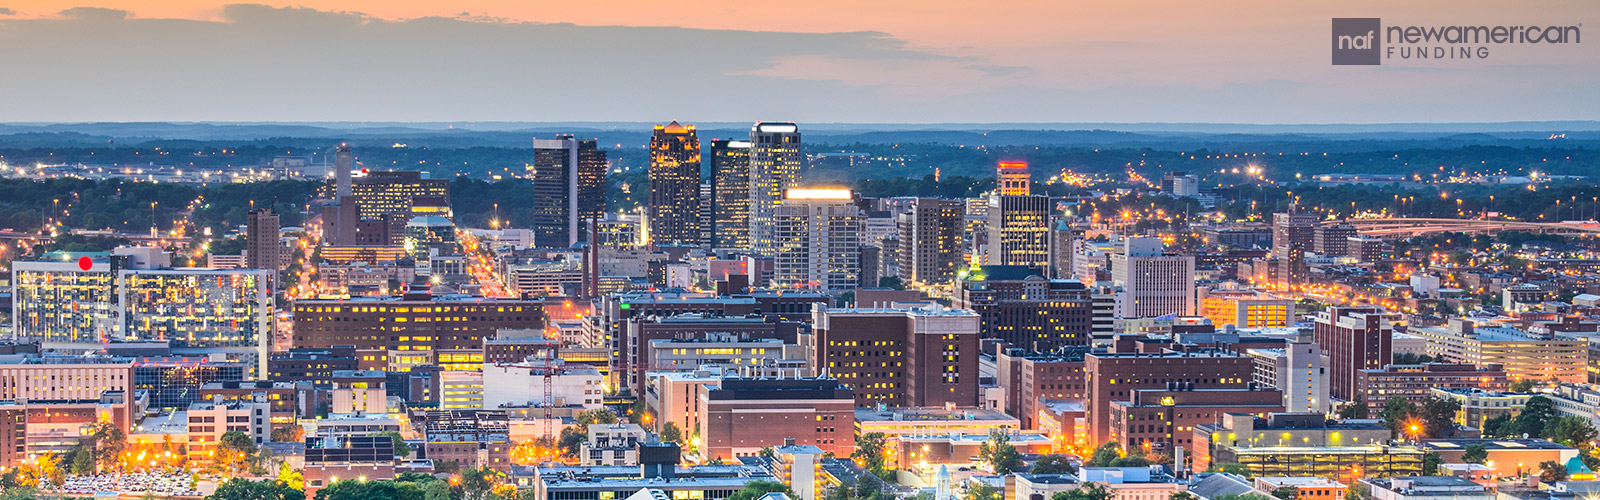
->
0, 1, 1594, 123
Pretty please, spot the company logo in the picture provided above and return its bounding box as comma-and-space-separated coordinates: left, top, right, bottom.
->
1332, 18, 1580, 65
1332, 18, 1382, 65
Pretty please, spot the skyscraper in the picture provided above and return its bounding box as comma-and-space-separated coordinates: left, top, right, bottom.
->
896, 198, 964, 288
648, 122, 702, 246
530, 136, 608, 248
709, 139, 753, 250
749, 123, 802, 256
1314, 305, 1394, 401
1272, 205, 1318, 259
245, 208, 280, 271
1110, 237, 1196, 318
986, 195, 1050, 267
773, 188, 862, 291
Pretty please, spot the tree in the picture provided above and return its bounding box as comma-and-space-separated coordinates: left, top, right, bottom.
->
272, 426, 305, 443
1517, 396, 1557, 437
434, 460, 460, 475
966, 482, 1000, 500
1345, 483, 1370, 500
1206, 462, 1255, 480
89, 421, 126, 472
1540, 460, 1569, 482
1109, 455, 1152, 468
1052, 483, 1113, 500
457, 467, 502, 500
1420, 396, 1463, 438
852, 432, 890, 478
1337, 398, 1369, 419
759, 446, 776, 458
1030, 454, 1076, 474
1270, 486, 1299, 500
1461, 444, 1488, 465
557, 425, 588, 458
727, 480, 792, 500
423, 481, 451, 500
576, 409, 619, 425
977, 431, 1023, 474
1422, 451, 1442, 476
1086, 443, 1122, 467
207, 478, 306, 500
218, 430, 260, 471
1546, 416, 1598, 448
659, 421, 684, 444
1170, 493, 1200, 500
1510, 379, 1537, 392
1481, 414, 1514, 438
378, 431, 412, 459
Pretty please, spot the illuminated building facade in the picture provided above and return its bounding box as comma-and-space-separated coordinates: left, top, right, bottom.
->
1200, 287, 1293, 328
954, 266, 1094, 352
749, 123, 802, 256
649, 121, 702, 246
986, 194, 1050, 268
896, 198, 964, 288
530, 136, 608, 248
593, 214, 640, 248
134, 358, 249, 410
120, 268, 275, 376
1111, 237, 1197, 318
349, 171, 450, 222
810, 304, 981, 408
710, 139, 753, 250
997, 161, 1031, 196
290, 294, 545, 372
772, 189, 863, 291
11, 256, 122, 344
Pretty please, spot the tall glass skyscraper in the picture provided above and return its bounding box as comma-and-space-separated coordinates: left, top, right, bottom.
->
530, 136, 608, 248
748, 122, 802, 256
709, 139, 752, 250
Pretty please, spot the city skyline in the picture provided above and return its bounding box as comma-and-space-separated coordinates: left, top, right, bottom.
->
0, 1, 1593, 123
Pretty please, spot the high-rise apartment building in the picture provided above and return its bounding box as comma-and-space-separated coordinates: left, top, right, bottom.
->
1313, 306, 1394, 402
1111, 237, 1196, 318
986, 194, 1050, 267
810, 304, 981, 408
648, 122, 702, 246
749, 123, 802, 255
245, 208, 281, 271
530, 136, 608, 248
772, 189, 863, 292
896, 198, 964, 288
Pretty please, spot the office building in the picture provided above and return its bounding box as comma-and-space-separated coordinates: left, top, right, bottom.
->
1199, 287, 1293, 328
1315, 224, 1359, 256
349, 171, 450, 223
710, 139, 753, 250
772, 188, 863, 291
1111, 237, 1196, 318
481, 362, 605, 410
997, 161, 1031, 196
1109, 386, 1284, 454
699, 377, 855, 458
1272, 207, 1318, 259
1314, 306, 1394, 401
1160, 172, 1200, 197
1049, 219, 1080, 280
986, 194, 1050, 268
810, 304, 980, 407
11, 255, 121, 344
291, 294, 545, 372
995, 347, 1087, 429
1194, 413, 1425, 483
954, 266, 1094, 352
121, 268, 276, 376
649, 122, 702, 246
749, 122, 802, 255
530, 136, 608, 248
335, 142, 353, 198
896, 198, 964, 288
1085, 348, 1256, 444
245, 208, 281, 270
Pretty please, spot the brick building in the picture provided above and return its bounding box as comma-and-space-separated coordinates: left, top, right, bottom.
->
954, 266, 1096, 352
810, 304, 981, 407
698, 377, 855, 458
1085, 348, 1256, 445
291, 293, 544, 371
1314, 306, 1394, 402
1355, 363, 1509, 412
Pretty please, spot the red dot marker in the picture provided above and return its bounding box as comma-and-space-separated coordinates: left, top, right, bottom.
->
78, 256, 92, 271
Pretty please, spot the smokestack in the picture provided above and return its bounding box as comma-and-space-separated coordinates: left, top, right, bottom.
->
336, 143, 354, 199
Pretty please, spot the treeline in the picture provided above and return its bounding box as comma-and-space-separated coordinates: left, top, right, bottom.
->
0, 177, 319, 235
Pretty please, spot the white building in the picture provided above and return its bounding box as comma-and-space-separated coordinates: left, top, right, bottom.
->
1111, 237, 1195, 318
481, 362, 605, 410
772, 188, 863, 292
187, 395, 272, 461
647, 334, 797, 373
1247, 341, 1331, 414
580, 423, 648, 466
